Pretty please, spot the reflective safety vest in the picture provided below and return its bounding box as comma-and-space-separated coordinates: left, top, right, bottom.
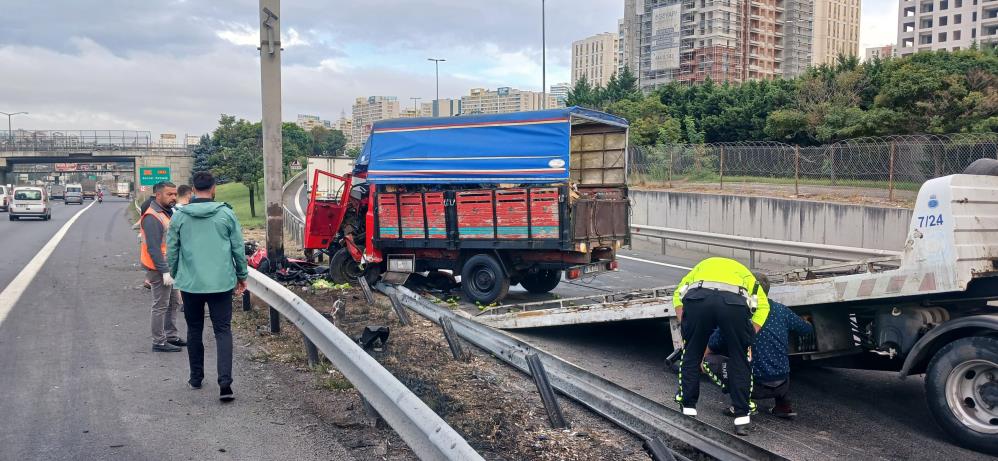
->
139, 206, 171, 271
673, 257, 771, 327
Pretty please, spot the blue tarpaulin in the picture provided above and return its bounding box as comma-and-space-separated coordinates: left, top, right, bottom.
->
355, 107, 628, 184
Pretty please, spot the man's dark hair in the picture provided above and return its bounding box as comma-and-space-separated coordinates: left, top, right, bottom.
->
192, 172, 215, 191
753, 272, 771, 294
153, 181, 176, 193
177, 184, 192, 197
140, 195, 154, 214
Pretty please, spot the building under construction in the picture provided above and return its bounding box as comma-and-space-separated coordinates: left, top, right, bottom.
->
622, 0, 814, 90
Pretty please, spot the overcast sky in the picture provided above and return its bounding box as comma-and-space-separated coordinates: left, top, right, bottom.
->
0, 1, 896, 137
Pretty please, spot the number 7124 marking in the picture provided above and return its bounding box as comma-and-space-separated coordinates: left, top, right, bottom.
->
917, 214, 944, 228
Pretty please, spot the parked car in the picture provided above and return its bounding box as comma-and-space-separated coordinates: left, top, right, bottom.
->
10, 186, 51, 221
64, 184, 84, 205
0, 185, 10, 212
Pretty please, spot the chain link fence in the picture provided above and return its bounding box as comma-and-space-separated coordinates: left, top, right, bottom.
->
628, 134, 998, 200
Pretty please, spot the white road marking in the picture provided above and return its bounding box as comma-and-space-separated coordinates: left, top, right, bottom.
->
294, 181, 305, 219
618, 255, 692, 271
0, 200, 96, 327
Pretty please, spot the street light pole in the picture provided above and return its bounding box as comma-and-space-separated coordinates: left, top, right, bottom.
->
1, 111, 28, 145
541, 0, 546, 110
410, 97, 422, 116
427, 58, 446, 117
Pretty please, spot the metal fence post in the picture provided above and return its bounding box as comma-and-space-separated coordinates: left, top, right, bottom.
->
719, 146, 725, 190
828, 146, 837, 186
888, 141, 896, 201
440, 317, 467, 361
794, 145, 800, 196
668, 148, 674, 187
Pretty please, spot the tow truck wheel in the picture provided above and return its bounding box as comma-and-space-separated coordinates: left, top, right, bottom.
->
925, 336, 998, 455
519, 269, 562, 294
460, 254, 509, 306
328, 248, 379, 286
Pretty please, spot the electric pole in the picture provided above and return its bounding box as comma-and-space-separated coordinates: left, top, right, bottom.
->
259, 0, 284, 331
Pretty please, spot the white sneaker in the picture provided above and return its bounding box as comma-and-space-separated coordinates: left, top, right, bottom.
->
682, 407, 698, 417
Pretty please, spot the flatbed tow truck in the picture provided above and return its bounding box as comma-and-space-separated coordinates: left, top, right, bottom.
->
474, 172, 998, 455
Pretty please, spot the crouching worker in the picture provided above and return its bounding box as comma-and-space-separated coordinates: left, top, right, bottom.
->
703, 273, 813, 420
674, 257, 770, 436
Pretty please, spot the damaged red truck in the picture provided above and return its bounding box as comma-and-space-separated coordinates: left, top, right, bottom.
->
303, 107, 631, 305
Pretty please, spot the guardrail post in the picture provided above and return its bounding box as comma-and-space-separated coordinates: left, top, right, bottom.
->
242, 290, 252, 312
302, 332, 320, 367
269, 307, 281, 334
749, 250, 757, 269
643, 436, 678, 461
888, 141, 896, 201
358, 276, 376, 304
526, 353, 567, 429
440, 317, 467, 361
389, 294, 413, 326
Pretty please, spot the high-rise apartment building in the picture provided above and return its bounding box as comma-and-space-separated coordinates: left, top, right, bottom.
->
459, 87, 558, 115
811, 0, 861, 66
349, 96, 400, 150
896, 0, 998, 56
622, 0, 815, 90
296, 114, 332, 131
572, 32, 620, 87
549, 83, 571, 106
865, 44, 896, 60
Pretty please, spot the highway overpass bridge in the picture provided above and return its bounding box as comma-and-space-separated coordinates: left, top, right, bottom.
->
1, 130, 193, 192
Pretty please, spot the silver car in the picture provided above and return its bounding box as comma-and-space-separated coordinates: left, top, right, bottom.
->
64, 184, 84, 205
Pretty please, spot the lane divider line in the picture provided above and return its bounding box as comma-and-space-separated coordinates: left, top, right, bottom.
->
0, 200, 97, 327
618, 254, 692, 271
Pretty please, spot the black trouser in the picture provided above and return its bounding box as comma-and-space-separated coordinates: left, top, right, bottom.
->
181, 291, 233, 387
703, 354, 790, 406
676, 288, 755, 417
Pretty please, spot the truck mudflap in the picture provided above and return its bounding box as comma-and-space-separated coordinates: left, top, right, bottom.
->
899, 313, 998, 377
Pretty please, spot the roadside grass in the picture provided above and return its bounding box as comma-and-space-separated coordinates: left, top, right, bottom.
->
214, 180, 264, 228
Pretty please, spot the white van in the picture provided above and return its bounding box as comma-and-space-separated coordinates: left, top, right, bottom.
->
10, 186, 51, 221
0, 184, 10, 212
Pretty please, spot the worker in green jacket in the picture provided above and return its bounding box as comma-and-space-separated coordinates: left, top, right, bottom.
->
166, 171, 248, 402
672, 257, 770, 436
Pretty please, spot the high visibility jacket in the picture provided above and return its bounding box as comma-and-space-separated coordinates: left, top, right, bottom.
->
674, 257, 771, 327
140, 206, 170, 271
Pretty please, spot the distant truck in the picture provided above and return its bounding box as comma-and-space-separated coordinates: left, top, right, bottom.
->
49, 184, 65, 199
81, 179, 97, 200
306, 156, 354, 199
304, 107, 631, 305
115, 182, 131, 198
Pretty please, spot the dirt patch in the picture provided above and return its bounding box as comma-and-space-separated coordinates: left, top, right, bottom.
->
232, 273, 653, 460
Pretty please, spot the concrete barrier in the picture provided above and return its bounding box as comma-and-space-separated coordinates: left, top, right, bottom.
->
629, 188, 913, 268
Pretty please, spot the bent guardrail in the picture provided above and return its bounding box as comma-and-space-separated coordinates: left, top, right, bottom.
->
246, 269, 483, 461
631, 224, 900, 268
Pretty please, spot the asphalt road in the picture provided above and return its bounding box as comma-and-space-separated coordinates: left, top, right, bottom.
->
0, 197, 353, 460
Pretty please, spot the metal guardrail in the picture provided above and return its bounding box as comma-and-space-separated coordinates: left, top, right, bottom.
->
246, 269, 484, 461
382, 284, 787, 461
631, 223, 900, 268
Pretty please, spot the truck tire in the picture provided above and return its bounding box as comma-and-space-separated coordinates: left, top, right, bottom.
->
925, 336, 998, 455
328, 248, 379, 286
519, 269, 562, 294
461, 253, 509, 305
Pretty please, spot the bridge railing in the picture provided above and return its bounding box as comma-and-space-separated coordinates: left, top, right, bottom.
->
1, 130, 153, 152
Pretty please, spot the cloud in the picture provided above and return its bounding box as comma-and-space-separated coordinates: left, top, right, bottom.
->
860, 0, 899, 51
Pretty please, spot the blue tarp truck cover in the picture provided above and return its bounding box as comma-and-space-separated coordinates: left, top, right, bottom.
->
355, 107, 628, 184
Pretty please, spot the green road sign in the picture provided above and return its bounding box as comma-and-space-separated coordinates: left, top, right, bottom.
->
139, 167, 171, 186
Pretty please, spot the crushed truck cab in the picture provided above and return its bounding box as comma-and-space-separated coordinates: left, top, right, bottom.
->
304, 107, 631, 305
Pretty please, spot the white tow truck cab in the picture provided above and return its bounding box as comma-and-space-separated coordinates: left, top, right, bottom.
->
474, 173, 998, 455
9, 186, 51, 221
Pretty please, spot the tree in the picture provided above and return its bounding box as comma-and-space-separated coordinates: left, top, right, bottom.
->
191, 134, 214, 176
211, 143, 263, 217
308, 126, 347, 156
566, 76, 603, 108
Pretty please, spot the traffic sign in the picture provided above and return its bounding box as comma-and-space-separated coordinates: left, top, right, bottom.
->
139, 167, 171, 185
289, 160, 302, 171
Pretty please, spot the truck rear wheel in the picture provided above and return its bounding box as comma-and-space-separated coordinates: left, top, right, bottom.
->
925, 336, 998, 455
519, 269, 562, 294
461, 254, 509, 305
